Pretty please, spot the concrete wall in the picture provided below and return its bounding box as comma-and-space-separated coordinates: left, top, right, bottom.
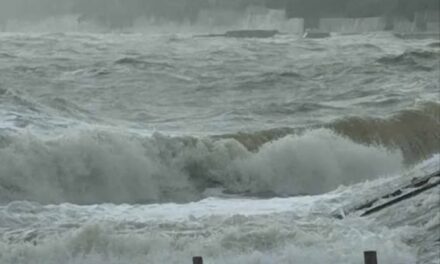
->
319, 17, 384, 33
317, 11, 439, 34
394, 11, 439, 32
197, 6, 304, 34
241, 7, 303, 34
420, 10, 439, 32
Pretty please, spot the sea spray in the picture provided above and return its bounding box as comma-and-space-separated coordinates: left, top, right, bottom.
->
0, 129, 403, 204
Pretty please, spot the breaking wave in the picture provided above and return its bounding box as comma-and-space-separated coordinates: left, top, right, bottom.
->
221, 102, 440, 164
329, 101, 440, 163
0, 128, 403, 204
1, 101, 437, 205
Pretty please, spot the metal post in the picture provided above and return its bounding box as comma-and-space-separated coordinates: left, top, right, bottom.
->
193, 256, 203, 264
364, 251, 378, 264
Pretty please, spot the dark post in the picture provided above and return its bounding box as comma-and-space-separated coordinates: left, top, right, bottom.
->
364, 251, 378, 264
193, 256, 203, 264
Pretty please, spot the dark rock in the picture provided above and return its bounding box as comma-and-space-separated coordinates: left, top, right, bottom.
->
195, 30, 279, 39
224, 30, 279, 38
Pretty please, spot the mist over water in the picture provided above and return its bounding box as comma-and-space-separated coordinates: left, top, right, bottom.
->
0, 128, 404, 204
0, 1, 439, 263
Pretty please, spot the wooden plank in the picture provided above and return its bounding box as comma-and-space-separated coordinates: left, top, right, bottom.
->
333, 170, 440, 219
361, 178, 440, 217
193, 256, 203, 264
364, 251, 378, 264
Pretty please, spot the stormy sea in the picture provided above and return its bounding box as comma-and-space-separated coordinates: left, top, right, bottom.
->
0, 22, 439, 263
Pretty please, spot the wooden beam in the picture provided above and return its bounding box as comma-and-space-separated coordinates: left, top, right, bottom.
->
361, 177, 440, 217
193, 256, 203, 264
364, 251, 378, 264
333, 170, 440, 219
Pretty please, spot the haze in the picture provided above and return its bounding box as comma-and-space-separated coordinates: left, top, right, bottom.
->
0, 0, 437, 29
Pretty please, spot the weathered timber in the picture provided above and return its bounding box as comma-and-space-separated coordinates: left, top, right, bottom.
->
193, 256, 203, 264
364, 251, 378, 264
361, 177, 440, 216
333, 170, 440, 219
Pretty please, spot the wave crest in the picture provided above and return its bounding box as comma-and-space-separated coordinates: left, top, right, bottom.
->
376, 50, 439, 71
0, 129, 403, 204
330, 101, 440, 163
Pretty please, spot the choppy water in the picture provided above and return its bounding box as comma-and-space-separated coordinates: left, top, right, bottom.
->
0, 32, 439, 204
0, 31, 439, 263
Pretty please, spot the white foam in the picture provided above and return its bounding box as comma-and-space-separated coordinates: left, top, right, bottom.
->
224, 129, 403, 195
0, 128, 404, 204
1, 155, 438, 264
